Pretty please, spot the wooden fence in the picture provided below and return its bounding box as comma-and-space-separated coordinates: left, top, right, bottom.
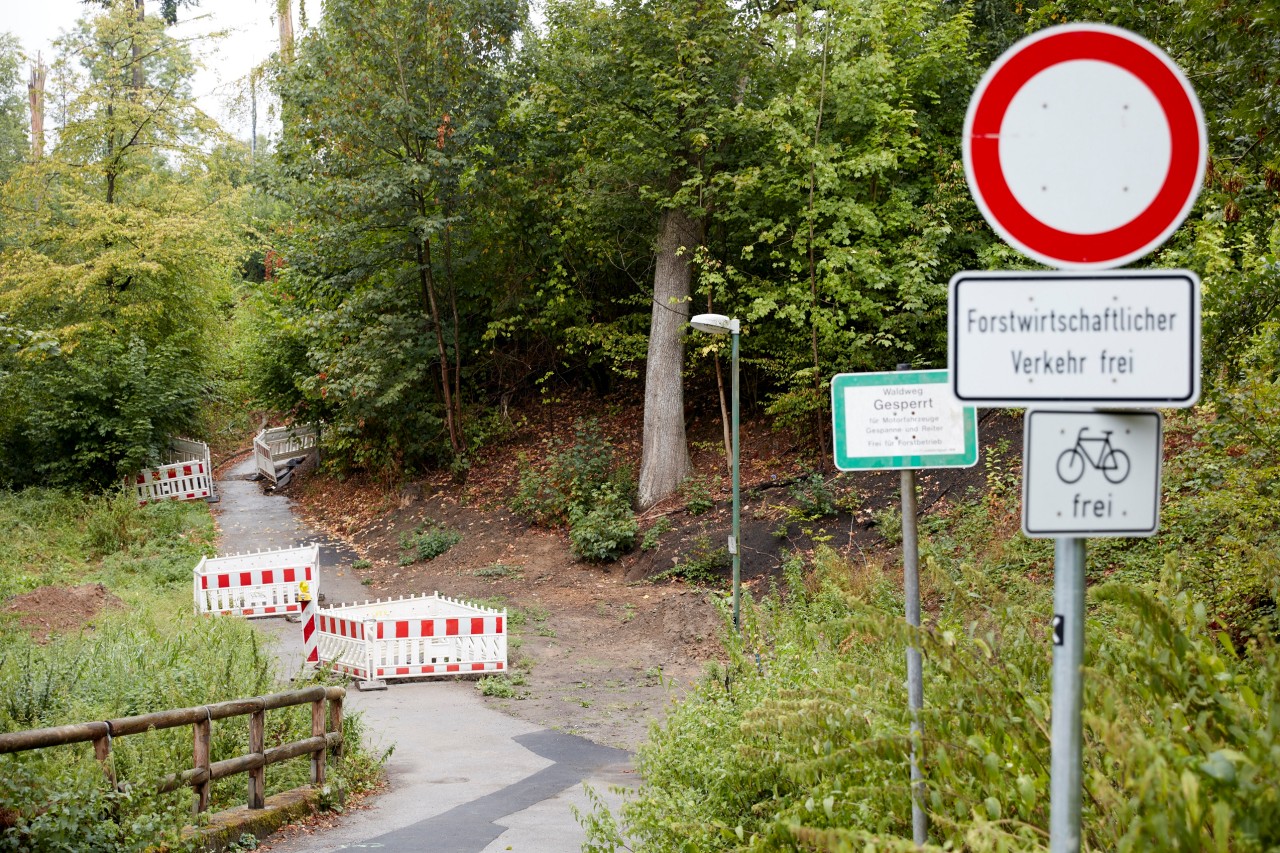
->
0, 685, 344, 814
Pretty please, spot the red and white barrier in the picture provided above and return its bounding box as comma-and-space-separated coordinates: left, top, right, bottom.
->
130, 438, 214, 506
315, 593, 506, 685
193, 544, 320, 619
254, 424, 319, 485
301, 584, 319, 665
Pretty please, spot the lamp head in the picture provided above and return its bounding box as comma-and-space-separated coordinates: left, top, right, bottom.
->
690, 313, 739, 335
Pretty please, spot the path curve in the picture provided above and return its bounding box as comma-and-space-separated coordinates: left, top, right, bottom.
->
214, 453, 632, 852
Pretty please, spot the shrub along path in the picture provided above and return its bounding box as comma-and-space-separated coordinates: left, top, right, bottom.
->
214, 452, 632, 853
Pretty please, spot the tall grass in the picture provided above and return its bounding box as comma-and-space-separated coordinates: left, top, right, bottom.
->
0, 489, 381, 851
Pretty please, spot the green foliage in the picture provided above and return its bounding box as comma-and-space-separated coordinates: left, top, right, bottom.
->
263, 0, 528, 474
591, 552, 1280, 851
641, 517, 675, 551
0, 4, 241, 489
511, 419, 631, 530
398, 521, 462, 565
680, 476, 715, 516
652, 536, 729, 586
0, 33, 26, 184
788, 472, 839, 521
569, 483, 639, 563
0, 489, 383, 849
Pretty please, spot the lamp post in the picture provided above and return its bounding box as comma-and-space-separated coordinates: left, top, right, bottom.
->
690, 313, 741, 631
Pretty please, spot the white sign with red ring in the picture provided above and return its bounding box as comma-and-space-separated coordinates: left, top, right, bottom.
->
963, 23, 1206, 270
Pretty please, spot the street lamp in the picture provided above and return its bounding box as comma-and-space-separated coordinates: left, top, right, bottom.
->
690, 313, 741, 631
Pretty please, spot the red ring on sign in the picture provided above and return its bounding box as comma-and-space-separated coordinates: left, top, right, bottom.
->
968, 28, 1202, 266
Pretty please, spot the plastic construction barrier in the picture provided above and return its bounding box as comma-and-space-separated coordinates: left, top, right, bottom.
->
193, 544, 320, 619
316, 593, 506, 685
130, 438, 213, 506
254, 424, 319, 485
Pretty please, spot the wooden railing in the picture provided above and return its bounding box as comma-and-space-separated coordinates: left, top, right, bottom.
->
0, 685, 344, 814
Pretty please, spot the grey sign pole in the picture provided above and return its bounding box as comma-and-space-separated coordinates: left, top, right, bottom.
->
1051, 536, 1086, 852
900, 467, 927, 846
897, 364, 927, 847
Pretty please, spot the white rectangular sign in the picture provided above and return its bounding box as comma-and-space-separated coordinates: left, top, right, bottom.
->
949, 270, 1200, 407
831, 371, 978, 470
1022, 410, 1162, 538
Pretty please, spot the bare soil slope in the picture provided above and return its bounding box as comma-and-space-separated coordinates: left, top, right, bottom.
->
286, 400, 1022, 750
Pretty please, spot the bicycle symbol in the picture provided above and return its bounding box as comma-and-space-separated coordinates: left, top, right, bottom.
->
1056, 428, 1130, 484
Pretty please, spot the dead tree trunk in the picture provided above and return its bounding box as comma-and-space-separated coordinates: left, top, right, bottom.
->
637, 208, 700, 509
27, 57, 46, 161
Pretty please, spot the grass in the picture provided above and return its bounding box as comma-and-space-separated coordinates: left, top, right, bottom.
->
0, 488, 383, 849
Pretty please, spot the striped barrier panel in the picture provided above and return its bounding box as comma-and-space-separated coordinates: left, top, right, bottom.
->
315, 593, 506, 684
255, 424, 319, 484
193, 544, 320, 619
130, 438, 214, 506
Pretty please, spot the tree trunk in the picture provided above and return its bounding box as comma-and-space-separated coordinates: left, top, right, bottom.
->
27, 59, 46, 161
637, 208, 699, 509
416, 238, 462, 457
132, 0, 145, 93
278, 0, 295, 64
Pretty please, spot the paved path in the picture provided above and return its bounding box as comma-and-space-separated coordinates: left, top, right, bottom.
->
215, 454, 633, 852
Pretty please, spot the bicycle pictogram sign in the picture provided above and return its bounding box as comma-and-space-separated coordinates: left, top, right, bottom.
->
1056, 427, 1131, 484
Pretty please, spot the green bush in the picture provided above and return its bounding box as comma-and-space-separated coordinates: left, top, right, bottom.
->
587, 551, 1280, 851
788, 471, 839, 520
398, 521, 462, 564
681, 476, 715, 516
569, 483, 638, 562
641, 517, 674, 551
510, 419, 622, 527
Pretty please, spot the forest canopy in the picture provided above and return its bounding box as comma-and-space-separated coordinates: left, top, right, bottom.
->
0, 0, 1276, 498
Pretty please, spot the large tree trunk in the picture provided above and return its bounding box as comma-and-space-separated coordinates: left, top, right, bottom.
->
637, 208, 699, 509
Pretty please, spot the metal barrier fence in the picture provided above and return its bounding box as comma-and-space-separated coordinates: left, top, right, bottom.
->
316, 593, 506, 686
254, 424, 319, 485
0, 685, 344, 814
129, 437, 213, 506
194, 545, 320, 618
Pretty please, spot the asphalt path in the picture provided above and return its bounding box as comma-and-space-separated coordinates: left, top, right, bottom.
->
216, 454, 633, 852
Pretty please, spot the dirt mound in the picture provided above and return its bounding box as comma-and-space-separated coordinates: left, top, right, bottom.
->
3, 583, 124, 643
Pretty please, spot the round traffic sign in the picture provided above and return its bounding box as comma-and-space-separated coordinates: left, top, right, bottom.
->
963, 24, 1206, 270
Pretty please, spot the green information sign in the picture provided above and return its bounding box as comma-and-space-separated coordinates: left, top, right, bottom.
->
831, 370, 979, 470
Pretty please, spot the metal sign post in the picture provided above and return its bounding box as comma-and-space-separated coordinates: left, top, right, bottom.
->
900, 464, 927, 847
831, 367, 979, 847
1050, 537, 1085, 853
956, 22, 1207, 852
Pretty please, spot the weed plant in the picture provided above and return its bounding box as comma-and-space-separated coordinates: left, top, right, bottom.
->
398, 520, 462, 564
640, 517, 674, 551
651, 536, 729, 586
680, 476, 714, 516
787, 471, 839, 520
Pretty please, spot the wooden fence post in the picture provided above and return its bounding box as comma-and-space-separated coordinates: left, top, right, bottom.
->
248, 700, 265, 809
193, 711, 212, 813
328, 691, 344, 760
310, 697, 325, 785
93, 725, 114, 788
